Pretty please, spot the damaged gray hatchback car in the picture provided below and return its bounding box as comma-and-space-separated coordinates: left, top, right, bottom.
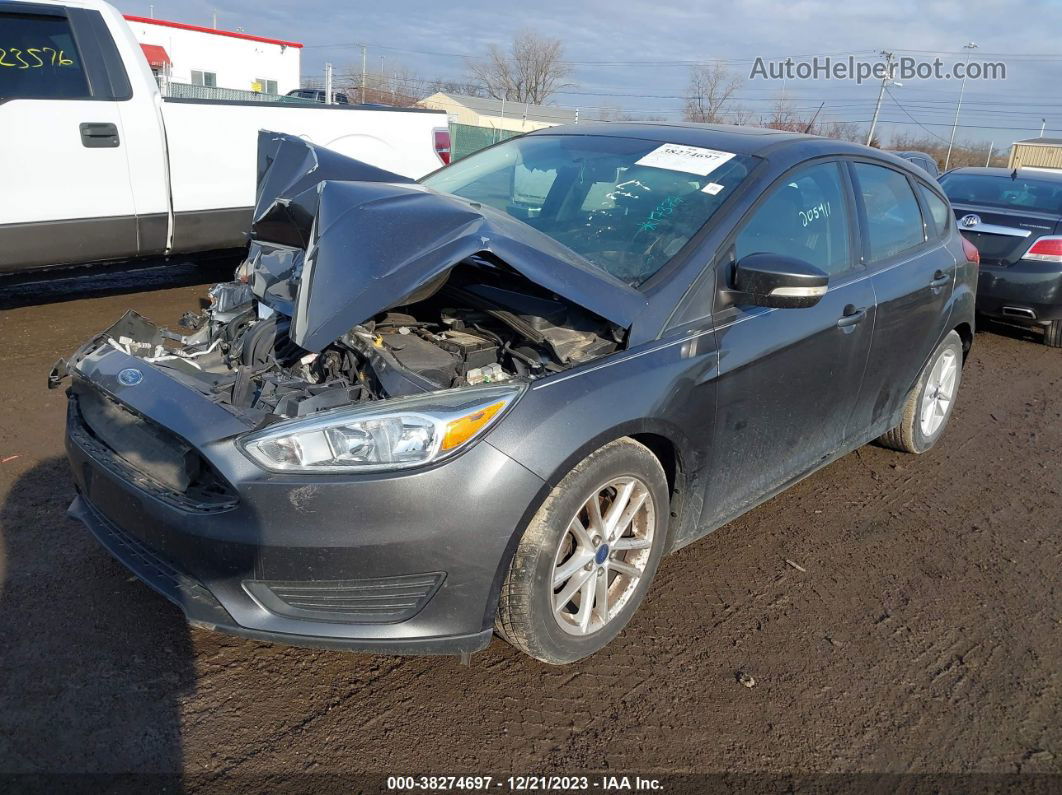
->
56, 124, 976, 663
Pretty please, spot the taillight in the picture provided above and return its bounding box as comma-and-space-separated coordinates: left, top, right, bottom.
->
1024, 235, 1062, 263
961, 236, 980, 265
433, 128, 451, 165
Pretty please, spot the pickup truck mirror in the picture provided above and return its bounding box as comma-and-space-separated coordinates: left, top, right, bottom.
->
729, 253, 829, 309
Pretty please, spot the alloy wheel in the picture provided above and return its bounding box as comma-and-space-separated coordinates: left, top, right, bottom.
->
551, 476, 656, 636
920, 347, 959, 437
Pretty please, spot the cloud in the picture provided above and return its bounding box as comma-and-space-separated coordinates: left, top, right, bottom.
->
119, 0, 1062, 141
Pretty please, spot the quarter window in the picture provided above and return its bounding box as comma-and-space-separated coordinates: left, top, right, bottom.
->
854, 163, 926, 261
0, 12, 89, 100
918, 184, 951, 239
735, 162, 852, 276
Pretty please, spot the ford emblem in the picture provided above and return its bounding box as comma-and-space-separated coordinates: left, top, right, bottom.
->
117, 368, 143, 386
959, 214, 981, 228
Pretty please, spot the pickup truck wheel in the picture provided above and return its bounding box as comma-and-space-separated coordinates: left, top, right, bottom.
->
879, 330, 963, 454
1045, 320, 1062, 348
495, 438, 669, 664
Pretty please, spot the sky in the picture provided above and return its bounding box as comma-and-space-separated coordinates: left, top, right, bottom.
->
118, 0, 1062, 149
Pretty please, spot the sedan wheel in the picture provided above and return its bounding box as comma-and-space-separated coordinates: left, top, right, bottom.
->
495, 438, 670, 664
551, 477, 655, 636
879, 330, 964, 454
918, 347, 958, 438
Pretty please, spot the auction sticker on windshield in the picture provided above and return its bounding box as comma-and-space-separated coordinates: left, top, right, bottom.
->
636, 143, 736, 176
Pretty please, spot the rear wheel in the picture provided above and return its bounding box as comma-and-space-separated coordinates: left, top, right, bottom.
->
495, 438, 669, 664
879, 330, 963, 454
1045, 320, 1062, 348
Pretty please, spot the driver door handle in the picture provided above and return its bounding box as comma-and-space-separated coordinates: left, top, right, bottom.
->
836, 304, 867, 328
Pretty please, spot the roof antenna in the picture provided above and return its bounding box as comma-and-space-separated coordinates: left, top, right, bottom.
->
1011, 168, 1018, 180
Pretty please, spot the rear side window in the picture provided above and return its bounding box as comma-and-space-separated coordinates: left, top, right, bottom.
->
735, 161, 852, 276
918, 184, 951, 239
0, 12, 89, 100
854, 163, 925, 261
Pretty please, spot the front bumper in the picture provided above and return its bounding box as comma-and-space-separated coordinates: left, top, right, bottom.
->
64, 365, 545, 656
977, 259, 1062, 322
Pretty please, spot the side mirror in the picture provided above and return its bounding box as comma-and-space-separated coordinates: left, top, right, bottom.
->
729, 253, 829, 309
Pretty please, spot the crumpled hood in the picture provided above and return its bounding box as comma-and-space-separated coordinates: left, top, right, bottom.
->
249, 131, 647, 352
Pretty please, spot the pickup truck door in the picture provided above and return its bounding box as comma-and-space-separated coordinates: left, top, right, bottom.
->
0, 4, 137, 271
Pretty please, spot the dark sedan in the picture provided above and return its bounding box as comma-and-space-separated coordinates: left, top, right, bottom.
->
56, 125, 977, 663
939, 166, 1062, 346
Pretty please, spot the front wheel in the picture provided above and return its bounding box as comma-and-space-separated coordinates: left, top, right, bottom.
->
878, 330, 964, 454
495, 438, 670, 664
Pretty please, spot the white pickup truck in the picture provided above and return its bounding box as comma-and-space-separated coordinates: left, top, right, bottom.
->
0, 0, 450, 272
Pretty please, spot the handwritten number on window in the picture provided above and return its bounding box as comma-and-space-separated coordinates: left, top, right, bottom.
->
0, 47, 74, 68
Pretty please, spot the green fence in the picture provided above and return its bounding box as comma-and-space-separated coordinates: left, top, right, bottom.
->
450, 123, 522, 162
161, 80, 316, 104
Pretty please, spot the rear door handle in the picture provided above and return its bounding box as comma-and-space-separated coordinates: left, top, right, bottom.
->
80, 122, 120, 148
929, 270, 952, 288
836, 305, 867, 328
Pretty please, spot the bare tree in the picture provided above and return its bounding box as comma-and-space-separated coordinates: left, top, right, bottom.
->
888, 131, 1005, 169
469, 30, 573, 104
426, 78, 487, 98
683, 64, 744, 124
759, 96, 863, 142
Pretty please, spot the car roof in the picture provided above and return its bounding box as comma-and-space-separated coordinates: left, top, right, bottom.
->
525, 122, 917, 166
945, 166, 1062, 182
527, 122, 820, 156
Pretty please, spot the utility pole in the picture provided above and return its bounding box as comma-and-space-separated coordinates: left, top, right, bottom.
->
945, 42, 978, 171
324, 62, 333, 105
867, 51, 895, 146
1040, 119, 1047, 137
985, 141, 993, 167
360, 45, 367, 104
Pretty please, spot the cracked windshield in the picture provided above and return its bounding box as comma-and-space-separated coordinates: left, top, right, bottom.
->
421, 135, 758, 286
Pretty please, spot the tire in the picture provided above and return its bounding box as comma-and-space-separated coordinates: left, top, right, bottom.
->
495, 438, 670, 664
878, 330, 964, 454
1045, 320, 1062, 348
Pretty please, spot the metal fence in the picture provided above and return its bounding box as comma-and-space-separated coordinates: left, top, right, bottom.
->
450, 123, 522, 161
160, 79, 315, 104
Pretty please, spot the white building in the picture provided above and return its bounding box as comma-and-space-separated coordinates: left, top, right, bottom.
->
124, 15, 302, 96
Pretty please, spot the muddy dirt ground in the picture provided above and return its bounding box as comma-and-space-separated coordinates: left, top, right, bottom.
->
1, 260, 1060, 786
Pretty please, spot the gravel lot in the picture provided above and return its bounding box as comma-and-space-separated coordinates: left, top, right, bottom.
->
1, 261, 1059, 785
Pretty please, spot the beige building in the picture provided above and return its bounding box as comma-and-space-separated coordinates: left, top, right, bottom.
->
417, 92, 586, 133
1008, 138, 1062, 172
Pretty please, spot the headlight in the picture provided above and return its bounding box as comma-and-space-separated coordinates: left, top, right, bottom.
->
239, 384, 523, 473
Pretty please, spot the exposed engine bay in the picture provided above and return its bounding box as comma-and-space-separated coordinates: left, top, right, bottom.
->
65, 260, 623, 422
51, 131, 640, 423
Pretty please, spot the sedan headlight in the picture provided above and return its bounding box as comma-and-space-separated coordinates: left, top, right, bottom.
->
239, 384, 523, 473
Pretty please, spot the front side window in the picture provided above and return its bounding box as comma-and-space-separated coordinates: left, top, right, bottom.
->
854, 162, 925, 262
420, 135, 758, 287
918, 184, 951, 239
0, 12, 89, 100
734, 162, 852, 276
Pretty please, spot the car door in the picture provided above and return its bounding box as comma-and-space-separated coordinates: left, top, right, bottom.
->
846, 162, 957, 437
0, 3, 137, 271
704, 160, 876, 524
